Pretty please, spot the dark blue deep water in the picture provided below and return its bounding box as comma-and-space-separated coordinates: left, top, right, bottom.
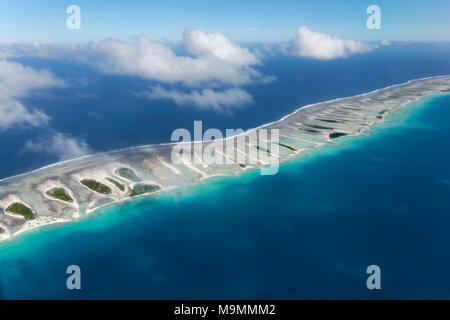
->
1, 43, 450, 179
1, 94, 450, 299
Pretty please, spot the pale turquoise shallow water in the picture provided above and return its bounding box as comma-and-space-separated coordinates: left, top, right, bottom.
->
1, 94, 450, 299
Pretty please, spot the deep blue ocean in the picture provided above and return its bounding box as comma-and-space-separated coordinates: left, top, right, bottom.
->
2, 43, 450, 179
0, 44, 450, 299
0, 93, 450, 299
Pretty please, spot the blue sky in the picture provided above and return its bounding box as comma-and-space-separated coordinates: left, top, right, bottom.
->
0, 0, 449, 43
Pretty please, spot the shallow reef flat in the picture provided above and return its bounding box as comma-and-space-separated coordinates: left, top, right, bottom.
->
0, 76, 449, 240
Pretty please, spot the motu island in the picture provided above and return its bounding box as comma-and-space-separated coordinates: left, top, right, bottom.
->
1, 76, 449, 241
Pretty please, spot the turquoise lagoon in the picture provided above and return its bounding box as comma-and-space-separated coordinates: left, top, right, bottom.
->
1, 94, 450, 299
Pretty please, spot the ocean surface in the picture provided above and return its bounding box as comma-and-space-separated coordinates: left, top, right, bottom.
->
1, 93, 450, 299
2, 43, 450, 179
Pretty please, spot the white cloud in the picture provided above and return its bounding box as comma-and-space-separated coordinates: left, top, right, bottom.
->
253, 44, 275, 59
25, 132, 91, 160
379, 39, 391, 46
92, 29, 266, 86
145, 86, 254, 113
285, 26, 377, 60
0, 60, 64, 130
0, 29, 275, 115
0, 99, 50, 131
183, 28, 260, 67
0, 42, 89, 61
